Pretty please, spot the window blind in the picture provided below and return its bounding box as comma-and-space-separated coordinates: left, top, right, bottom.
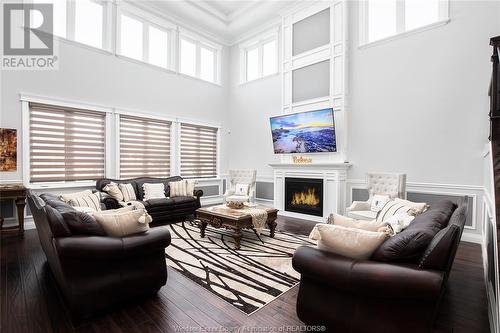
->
180, 123, 217, 179
119, 115, 171, 178
29, 102, 106, 183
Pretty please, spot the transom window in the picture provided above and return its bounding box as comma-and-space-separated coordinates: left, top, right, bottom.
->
179, 35, 219, 84
240, 32, 278, 83
362, 0, 449, 45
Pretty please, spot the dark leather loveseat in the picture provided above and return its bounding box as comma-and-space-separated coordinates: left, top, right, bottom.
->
96, 176, 203, 224
27, 190, 171, 318
292, 200, 467, 333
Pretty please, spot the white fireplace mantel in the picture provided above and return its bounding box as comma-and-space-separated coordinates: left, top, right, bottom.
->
269, 163, 351, 222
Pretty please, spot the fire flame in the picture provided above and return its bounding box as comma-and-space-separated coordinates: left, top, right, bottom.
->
291, 188, 320, 206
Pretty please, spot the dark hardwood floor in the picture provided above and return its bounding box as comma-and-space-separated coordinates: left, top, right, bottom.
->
0, 216, 491, 333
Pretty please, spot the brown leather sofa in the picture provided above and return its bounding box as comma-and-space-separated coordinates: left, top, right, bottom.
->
96, 176, 203, 224
27, 190, 171, 318
292, 200, 467, 333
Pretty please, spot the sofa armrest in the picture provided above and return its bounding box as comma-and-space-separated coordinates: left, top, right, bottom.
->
292, 246, 444, 300
346, 201, 371, 212
54, 228, 171, 260
194, 189, 203, 198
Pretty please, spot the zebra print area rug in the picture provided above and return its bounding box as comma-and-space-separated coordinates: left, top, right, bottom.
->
164, 221, 315, 315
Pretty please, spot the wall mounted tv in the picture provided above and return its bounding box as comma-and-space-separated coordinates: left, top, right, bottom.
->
270, 108, 336, 154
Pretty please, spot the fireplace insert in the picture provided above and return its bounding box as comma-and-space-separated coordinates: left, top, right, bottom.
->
284, 177, 323, 217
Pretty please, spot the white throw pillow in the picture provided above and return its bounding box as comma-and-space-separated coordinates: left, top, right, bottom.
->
327, 213, 386, 232
102, 182, 124, 202
143, 183, 166, 201
385, 212, 415, 235
93, 208, 150, 237
309, 224, 388, 260
186, 179, 197, 196
234, 183, 249, 196
119, 183, 136, 202
376, 199, 428, 223
393, 198, 429, 215
370, 194, 390, 212
68, 192, 102, 211
60, 190, 93, 203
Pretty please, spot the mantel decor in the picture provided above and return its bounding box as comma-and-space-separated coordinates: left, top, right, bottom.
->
292, 156, 313, 164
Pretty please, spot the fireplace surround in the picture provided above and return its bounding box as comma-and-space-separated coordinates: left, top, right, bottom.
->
285, 177, 323, 217
269, 163, 350, 222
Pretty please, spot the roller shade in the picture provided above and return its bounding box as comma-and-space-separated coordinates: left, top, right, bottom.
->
119, 115, 171, 178
29, 102, 106, 183
180, 123, 217, 179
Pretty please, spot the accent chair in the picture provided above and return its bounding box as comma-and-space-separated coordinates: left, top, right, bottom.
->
346, 172, 407, 220
224, 169, 257, 203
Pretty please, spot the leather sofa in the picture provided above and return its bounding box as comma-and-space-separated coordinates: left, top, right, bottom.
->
292, 200, 467, 333
96, 176, 203, 224
27, 190, 171, 318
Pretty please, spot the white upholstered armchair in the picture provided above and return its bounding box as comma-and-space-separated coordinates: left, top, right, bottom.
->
346, 173, 407, 220
224, 170, 257, 203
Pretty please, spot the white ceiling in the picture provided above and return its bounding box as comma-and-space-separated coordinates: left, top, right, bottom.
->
145, 0, 298, 44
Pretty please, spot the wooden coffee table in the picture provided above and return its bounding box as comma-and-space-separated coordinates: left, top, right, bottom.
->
195, 204, 278, 250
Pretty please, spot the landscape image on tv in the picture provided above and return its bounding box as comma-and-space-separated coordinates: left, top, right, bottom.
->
270, 108, 336, 154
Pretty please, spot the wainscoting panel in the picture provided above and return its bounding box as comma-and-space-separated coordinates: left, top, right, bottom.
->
256, 181, 274, 201
196, 185, 220, 197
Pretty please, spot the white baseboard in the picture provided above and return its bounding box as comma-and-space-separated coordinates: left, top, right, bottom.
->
461, 231, 483, 244
1, 216, 35, 230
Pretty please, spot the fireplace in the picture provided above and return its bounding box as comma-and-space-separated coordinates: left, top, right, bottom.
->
285, 177, 323, 217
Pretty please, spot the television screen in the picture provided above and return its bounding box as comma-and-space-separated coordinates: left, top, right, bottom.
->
270, 108, 336, 154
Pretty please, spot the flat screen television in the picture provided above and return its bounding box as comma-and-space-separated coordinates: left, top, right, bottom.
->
270, 108, 336, 154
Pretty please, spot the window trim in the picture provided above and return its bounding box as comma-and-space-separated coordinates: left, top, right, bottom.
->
239, 29, 279, 84
358, 0, 450, 48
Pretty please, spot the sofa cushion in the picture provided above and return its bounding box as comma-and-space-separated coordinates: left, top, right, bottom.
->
144, 198, 175, 207
371, 200, 457, 262
61, 210, 107, 236
45, 205, 72, 237
171, 196, 197, 205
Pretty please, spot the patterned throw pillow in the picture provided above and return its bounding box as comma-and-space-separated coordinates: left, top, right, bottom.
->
119, 183, 136, 202
375, 199, 427, 223
102, 182, 124, 202
68, 192, 102, 211
234, 183, 249, 196
143, 183, 166, 201
170, 180, 197, 197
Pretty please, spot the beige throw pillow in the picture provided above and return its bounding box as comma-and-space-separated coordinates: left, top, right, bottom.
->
310, 224, 388, 260
328, 213, 385, 232
102, 182, 124, 202
91, 206, 134, 215
170, 180, 197, 197
68, 192, 102, 211
394, 198, 429, 215
93, 208, 150, 237
60, 190, 93, 203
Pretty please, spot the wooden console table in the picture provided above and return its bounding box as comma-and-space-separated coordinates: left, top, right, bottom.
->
0, 184, 27, 235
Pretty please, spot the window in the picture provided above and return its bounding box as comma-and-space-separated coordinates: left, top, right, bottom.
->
75, 0, 104, 48
180, 123, 218, 179
32, 0, 109, 50
241, 34, 278, 83
148, 26, 169, 69
119, 115, 171, 178
179, 35, 220, 83
119, 14, 143, 61
362, 0, 448, 45
28, 103, 106, 183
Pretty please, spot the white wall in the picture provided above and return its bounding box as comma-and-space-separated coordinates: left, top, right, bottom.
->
0, 39, 230, 183
227, 44, 281, 178
227, 0, 500, 187
348, 0, 499, 185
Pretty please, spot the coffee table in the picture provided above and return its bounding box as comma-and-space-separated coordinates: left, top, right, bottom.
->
195, 204, 278, 250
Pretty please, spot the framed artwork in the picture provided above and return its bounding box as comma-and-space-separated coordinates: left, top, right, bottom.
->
0, 128, 17, 171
